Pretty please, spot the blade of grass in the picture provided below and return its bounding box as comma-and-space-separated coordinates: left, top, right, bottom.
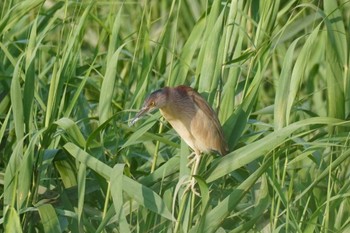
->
198, 6, 225, 94
0, 106, 11, 145
98, 5, 124, 125
4, 139, 23, 207
195, 0, 221, 93
169, 17, 205, 86
77, 162, 86, 232
324, 0, 347, 119
45, 3, 92, 126
205, 117, 344, 183
4, 206, 22, 233
10, 56, 24, 141
54, 117, 86, 148
286, 24, 321, 124
17, 130, 44, 209
63, 142, 175, 221
274, 38, 300, 130
190, 157, 271, 233
23, 18, 38, 133
0, 0, 43, 33
37, 204, 62, 233
110, 164, 131, 233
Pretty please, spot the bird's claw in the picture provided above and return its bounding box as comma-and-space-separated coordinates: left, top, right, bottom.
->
181, 176, 200, 197
189, 177, 200, 196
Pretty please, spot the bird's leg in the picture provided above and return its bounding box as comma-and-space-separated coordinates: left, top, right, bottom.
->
180, 151, 202, 196
192, 152, 201, 178
186, 151, 196, 167
183, 152, 201, 196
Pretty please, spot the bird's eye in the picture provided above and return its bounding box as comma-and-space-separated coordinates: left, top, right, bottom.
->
150, 101, 155, 107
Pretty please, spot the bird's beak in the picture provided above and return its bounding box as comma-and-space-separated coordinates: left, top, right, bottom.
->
129, 106, 150, 126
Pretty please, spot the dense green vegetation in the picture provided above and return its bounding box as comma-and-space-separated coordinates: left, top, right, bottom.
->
1, 0, 350, 232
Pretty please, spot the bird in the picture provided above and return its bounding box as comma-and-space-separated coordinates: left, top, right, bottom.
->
130, 85, 228, 193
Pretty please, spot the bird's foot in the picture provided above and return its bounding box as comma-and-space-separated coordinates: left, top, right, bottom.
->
182, 152, 201, 196
181, 176, 200, 196
189, 177, 200, 196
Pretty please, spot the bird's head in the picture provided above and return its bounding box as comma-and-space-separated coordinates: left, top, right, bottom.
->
130, 88, 168, 125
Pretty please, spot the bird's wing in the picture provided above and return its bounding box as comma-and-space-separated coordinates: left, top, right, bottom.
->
186, 87, 228, 155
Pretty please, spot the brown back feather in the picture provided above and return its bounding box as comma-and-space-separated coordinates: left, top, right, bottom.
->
178, 86, 228, 155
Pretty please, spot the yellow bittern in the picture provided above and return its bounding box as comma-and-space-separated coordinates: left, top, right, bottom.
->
130, 85, 228, 192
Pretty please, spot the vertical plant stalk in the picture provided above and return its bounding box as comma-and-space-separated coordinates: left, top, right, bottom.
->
151, 121, 164, 173
103, 181, 112, 220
